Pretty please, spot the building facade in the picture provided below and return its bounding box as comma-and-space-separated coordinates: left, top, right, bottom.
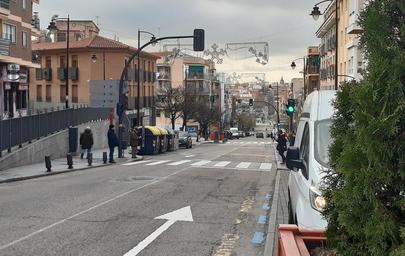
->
0, 0, 40, 118
153, 51, 215, 130
306, 46, 320, 94
29, 20, 158, 125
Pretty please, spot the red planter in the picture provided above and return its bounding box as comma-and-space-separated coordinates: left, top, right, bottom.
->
278, 224, 326, 256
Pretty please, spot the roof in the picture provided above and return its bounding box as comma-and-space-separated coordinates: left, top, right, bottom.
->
32, 35, 159, 59
145, 126, 161, 136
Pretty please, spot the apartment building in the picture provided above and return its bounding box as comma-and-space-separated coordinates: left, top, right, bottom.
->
29, 20, 159, 125
153, 51, 215, 129
316, 0, 364, 89
0, 0, 40, 118
306, 46, 320, 94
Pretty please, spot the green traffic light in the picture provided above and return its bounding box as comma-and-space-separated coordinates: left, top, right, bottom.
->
287, 106, 294, 113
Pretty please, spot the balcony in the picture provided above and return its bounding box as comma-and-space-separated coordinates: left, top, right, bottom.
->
0, 0, 10, 15
69, 67, 79, 81
307, 66, 320, 74
187, 71, 208, 80
57, 68, 67, 81
36, 96, 42, 102
72, 96, 78, 103
46, 96, 52, 102
0, 34, 10, 56
157, 72, 170, 80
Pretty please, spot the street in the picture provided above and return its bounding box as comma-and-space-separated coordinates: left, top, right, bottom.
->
0, 137, 277, 256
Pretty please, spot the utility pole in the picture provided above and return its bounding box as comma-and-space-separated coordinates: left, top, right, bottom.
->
276, 82, 280, 132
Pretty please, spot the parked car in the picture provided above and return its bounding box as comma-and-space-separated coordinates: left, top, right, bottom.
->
286, 90, 336, 229
229, 128, 240, 139
178, 131, 192, 149
256, 132, 264, 138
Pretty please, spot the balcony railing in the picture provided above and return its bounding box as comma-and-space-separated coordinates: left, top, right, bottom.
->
72, 96, 78, 103
36, 96, 42, 102
0, 34, 10, 56
0, 0, 10, 10
187, 71, 209, 80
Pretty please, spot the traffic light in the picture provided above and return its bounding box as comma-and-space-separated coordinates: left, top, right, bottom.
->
249, 99, 253, 106
286, 98, 295, 117
193, 29, 205, 51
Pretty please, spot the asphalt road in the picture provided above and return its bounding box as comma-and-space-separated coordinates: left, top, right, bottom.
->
0, 136, 277, 256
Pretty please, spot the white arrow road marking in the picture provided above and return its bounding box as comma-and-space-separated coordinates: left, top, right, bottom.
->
190, 160, 211, 166
123, 206, 193, 256
167, 160, 192, 166
122, 160, 152, 166
145, 160, 171, 166
214, 161, 231, 167
259, 163, 272, 170
236, 162, 251, 169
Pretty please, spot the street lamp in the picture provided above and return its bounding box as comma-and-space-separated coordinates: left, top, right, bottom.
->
310, 0, 338, 90
91, 52, 106, 80
290, 57, 307, 98
137, 30, 157, 127
47, 15, 70, 109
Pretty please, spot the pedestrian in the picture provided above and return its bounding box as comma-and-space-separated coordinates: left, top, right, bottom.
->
79, 127, 93, 159
107, 124, 119, 163
290, 131, 296, 146
276, 131, 287, 164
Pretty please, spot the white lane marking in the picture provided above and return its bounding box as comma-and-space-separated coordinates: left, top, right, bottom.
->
214, 161, 231, 167
0, 166, 191, 252
122, 160, 152, 166
190, 160, 211, 166
145, 160, 171, 166
185, 155, 195, 158
123, 206, 193, 256
167, 160, 192, 166
236, 162, 251, 169
259, 163, 272, 170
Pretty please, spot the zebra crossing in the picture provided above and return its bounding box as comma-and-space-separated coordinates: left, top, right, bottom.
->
122, 159, 273, 171
224, 141, 274, 145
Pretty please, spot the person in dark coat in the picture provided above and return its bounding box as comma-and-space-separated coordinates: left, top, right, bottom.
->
289, 131, 296, 146
276, 131, 287, 164
107, 124, 119, 163
80, 127, 94, 159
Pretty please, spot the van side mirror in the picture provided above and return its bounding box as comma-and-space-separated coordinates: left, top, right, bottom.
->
286, 147, 305, 172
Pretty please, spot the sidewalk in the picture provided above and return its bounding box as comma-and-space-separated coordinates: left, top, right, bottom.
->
0, 148, 143, 184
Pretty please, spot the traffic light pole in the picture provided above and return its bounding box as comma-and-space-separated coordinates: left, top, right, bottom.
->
117, 32, 204, 158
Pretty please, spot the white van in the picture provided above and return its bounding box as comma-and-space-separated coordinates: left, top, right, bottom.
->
286, 90, 336, 229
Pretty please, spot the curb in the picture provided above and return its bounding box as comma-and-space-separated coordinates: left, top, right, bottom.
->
263, 169, 281, 256
0, 155, 145, 184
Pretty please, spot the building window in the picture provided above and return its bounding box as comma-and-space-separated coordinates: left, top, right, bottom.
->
60, 56, 66, 68
22, 31, 27, 48
46, 84, 51, 102
57, 32, 66, 42
22, 0, 27, 9
3, 23, 16, 43
60, 84, 66, 102
71, 55, 78, 67
36, 84, 42, 102
45, 56, 51, 68
72, 84, 78, 103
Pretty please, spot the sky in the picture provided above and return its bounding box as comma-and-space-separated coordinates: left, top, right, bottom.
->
34, 0, 323, 83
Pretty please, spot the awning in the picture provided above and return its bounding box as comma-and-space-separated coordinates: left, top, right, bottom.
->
145, 126, 161, 136
156, 127, 168, 135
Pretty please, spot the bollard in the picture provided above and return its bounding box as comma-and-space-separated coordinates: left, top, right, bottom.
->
67, 153, 73, 169
103, 152, 107, 164
87, 152, 93, 166
45, 156, 52, 172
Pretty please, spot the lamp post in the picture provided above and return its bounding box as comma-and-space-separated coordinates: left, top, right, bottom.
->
310, 0, 338, 90
47, 15, 70, 108
137, 30, 156, 127
291, 58, 307, 98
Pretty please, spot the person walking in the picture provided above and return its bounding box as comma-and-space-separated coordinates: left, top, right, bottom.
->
276, 131, 287, 164
289, 131, 296, 146
79, 127, 94, 159
107, 124, 119, 163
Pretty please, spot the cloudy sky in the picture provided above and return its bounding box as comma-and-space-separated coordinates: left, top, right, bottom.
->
34, 0, 323, 83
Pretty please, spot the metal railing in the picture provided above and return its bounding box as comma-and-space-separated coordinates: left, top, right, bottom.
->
0, 0, 9, 10
0, 107, 109, 153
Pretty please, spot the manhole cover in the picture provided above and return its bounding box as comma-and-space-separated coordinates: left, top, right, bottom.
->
114, 176, 157, 182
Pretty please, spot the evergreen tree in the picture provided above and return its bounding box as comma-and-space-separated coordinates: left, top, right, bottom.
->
322, 0, 405, 255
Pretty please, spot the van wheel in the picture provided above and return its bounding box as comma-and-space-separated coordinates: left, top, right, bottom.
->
288, 198, 295, 224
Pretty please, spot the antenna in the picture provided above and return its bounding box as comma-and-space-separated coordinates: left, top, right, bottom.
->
95, 16, 99, 26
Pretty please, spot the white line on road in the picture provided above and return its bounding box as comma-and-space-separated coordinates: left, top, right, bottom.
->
190, 160, 211, 166
236, 162, 251, 169
185, 155, 195, 158
214, 161, 231, 167
145, 160, 171, 166
167, 160, 192, 166
259, 163, 272, 170
122, 160, 152, 166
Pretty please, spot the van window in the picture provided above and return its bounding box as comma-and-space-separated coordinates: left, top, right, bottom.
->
314, 119, 333, 167
299, 123, 310, 180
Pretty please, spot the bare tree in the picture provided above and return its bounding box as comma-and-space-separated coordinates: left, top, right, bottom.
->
238, 112, 256, 131
191, 97, 219, 139
156, 84, 184, 130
